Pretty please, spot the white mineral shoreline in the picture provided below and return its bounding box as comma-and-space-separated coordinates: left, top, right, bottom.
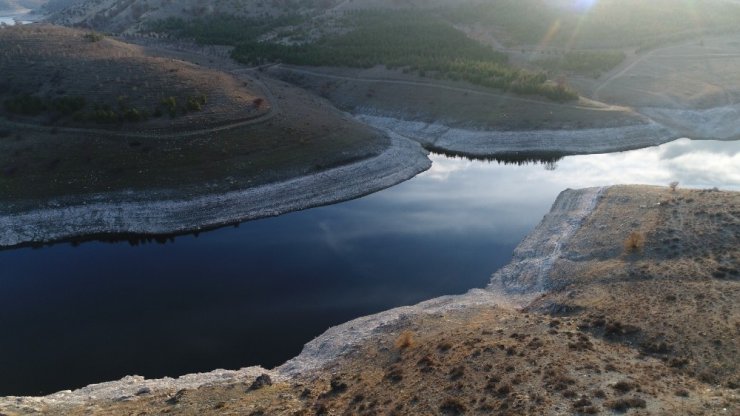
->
4, 101, 735, 248
0, 187, 602, 409
278, 187, 603, 377
0, 133, 431, 248
355, 114, 679, 156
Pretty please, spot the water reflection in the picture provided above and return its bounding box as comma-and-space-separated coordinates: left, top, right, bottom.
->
426, 138, 739, 191
0, 138, 737, 395
0, 12, 34, 26
426, 146, 564, 167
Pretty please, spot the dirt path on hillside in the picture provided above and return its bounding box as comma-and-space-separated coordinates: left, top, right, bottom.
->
278, 65, 626, 113
1, 67, 278, 139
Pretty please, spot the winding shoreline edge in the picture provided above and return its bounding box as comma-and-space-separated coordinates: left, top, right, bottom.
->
0, 187, 603, 408
0, 133, 431, 248
356, 114, 678, 156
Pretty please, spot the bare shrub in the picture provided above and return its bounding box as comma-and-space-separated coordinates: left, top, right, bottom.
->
624, 232, 645, 253
669, 181, 679, 192
395, 330, 415, 350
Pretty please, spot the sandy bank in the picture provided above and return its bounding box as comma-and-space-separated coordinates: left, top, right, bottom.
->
0, 134, 430, 248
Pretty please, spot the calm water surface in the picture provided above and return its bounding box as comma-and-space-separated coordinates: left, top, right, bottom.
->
1, 138, 738, 395
0, 10, 36, 26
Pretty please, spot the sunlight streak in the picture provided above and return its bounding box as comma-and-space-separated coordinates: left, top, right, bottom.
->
573, 0, 598, 12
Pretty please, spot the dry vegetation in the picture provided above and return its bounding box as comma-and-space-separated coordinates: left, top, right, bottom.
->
531, 186, 740, 390
0, 25, 390, 205
267, 66, 644, 131
0, 24, 265, 130
5, 186, 735, 415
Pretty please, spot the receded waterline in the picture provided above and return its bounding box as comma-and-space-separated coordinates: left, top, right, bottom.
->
0, 138, 738, 396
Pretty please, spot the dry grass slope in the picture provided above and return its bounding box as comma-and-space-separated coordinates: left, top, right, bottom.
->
0, 24, 266, 130
0, 24, 390, 205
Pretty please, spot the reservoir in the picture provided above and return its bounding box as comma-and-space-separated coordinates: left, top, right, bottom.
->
0, 138, 738, 395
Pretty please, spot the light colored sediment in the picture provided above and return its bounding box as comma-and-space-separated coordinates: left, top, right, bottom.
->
3, 368, 276, 409
278, 187, 605, 377
487, 187, 606, 295
277, 289, 517, 378
0, 134, 431, 248
355, 114, 677, 156
640, 103, 740, 140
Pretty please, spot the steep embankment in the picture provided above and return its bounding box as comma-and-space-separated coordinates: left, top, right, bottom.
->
3, 185, 736, 415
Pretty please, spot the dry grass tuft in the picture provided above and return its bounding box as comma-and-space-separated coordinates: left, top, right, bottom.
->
395, 331, 415, 350
624, 231, 645, 253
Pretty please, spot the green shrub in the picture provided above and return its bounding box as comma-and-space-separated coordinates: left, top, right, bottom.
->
4, 94, 46, 115
185, 94, 207, 112
122, 107, 146, 122
83, 32, 104, 42
50, 96, 86, 114
160, 96, 178, 117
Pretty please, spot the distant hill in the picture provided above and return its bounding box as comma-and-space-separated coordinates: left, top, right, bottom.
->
38, 0, 80, 13
44, 0, 343, 33
43, 0, 740, 48
0, 0, 46, 11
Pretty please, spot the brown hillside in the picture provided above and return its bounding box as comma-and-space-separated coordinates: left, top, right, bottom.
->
0, 24, 390, 205
0, 24, 266, 130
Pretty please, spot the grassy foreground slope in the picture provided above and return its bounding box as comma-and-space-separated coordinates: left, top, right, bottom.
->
0, 25, 390, 205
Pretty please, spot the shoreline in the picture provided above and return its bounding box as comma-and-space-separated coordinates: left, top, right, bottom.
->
2, 185, 737, 415
0, 109, 696, 250
0, 186, 602, 409
356, 114, 679, 156
0, 133, 431, 248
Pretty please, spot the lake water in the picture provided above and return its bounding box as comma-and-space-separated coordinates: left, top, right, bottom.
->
1, 138, 738, 395
0, 9, 36, 26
